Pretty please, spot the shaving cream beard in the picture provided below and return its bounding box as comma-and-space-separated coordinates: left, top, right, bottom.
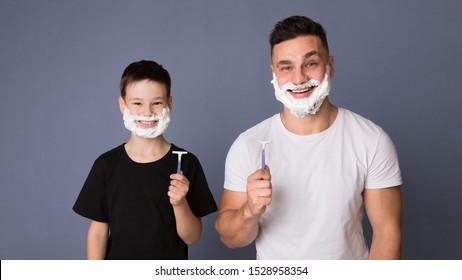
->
271, 65, 331, 118
122, 107, 170, 138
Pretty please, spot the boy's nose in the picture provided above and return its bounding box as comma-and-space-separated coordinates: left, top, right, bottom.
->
143, 106, 154, 116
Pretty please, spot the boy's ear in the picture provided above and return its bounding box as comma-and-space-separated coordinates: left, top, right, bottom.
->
118, 96, 126, 114
168, 96, 173, 111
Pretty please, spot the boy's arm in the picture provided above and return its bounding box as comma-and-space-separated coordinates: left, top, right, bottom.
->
86, 220, 109, 260
172, 202, 202, 245
168, 173, 202, 245
364, 186, 402, 259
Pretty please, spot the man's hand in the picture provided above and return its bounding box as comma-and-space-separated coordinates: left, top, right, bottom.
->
246, 166, 272, 217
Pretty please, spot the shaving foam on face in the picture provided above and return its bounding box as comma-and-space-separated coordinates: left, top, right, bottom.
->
122, 107, 170, 138
271, 65, 331, 118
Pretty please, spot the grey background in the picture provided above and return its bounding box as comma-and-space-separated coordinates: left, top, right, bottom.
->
1, 0, 461, 260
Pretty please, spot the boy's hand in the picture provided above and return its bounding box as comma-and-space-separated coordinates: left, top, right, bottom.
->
168, 172, 190, 206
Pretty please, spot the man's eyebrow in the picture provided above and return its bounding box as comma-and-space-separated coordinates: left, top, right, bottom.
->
303, 50, 319, 60
276, 51, 320, 67
276, 60, 293, 67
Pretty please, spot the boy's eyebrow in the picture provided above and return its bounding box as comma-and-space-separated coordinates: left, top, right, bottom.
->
128, 97, 166, 102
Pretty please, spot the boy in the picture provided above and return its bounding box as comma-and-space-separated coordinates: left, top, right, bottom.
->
73, 60, 217, 259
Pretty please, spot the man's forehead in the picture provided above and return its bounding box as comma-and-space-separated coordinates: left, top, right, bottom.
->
272, 36, 326, 61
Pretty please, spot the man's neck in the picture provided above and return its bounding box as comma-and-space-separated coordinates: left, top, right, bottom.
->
280, 100, 338, 135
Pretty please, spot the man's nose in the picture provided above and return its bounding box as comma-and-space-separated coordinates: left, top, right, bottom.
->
292, 68, 308, 85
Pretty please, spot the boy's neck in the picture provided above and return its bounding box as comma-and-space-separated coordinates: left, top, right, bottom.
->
124, 135, 171, 163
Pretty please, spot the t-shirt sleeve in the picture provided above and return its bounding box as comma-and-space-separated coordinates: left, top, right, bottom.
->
72, 158, 109, 222
184, 155, 217, 218
365, 130, 403, 189
223, 135, 251, 192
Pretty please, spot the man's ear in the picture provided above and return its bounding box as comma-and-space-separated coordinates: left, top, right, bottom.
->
328, 55, 335, 78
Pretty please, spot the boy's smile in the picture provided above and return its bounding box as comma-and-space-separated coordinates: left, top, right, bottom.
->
137, 119, 159, 129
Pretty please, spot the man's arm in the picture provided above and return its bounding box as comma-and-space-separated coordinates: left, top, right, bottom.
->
86, 220, 109, 260
215, 167, 272, 248
364, 186, 402, 259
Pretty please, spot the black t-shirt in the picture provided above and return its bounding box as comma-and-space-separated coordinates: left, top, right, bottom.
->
73, 144, 217, 260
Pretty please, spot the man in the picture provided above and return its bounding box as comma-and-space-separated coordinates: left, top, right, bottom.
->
215, 16, 402, 259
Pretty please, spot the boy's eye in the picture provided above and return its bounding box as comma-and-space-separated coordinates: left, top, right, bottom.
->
133, 102, 142, 106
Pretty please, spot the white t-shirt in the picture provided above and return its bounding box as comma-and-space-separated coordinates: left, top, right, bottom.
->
224, 108, 402, 259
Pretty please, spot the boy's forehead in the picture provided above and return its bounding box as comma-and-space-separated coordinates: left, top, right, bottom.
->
127, 78, 164, 87
126, 79, 168, 96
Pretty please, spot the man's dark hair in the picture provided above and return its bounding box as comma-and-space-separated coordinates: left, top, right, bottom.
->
269, 15, 329, 56
120, 60, 171, 99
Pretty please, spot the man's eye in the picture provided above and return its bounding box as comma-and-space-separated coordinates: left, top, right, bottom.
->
306, 62, 317, 68
281, 66, 292, 72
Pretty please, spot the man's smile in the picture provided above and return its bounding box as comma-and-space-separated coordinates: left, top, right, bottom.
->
288, 85, 317, 98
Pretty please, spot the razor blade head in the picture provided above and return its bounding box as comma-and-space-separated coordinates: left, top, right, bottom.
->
172, 151, 188, 155
172, 151, 188, 160
257, 140, 272, 149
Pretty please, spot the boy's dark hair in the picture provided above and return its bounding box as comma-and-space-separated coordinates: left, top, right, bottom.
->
120, 60, 171, 99
269, 15, 329, 56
